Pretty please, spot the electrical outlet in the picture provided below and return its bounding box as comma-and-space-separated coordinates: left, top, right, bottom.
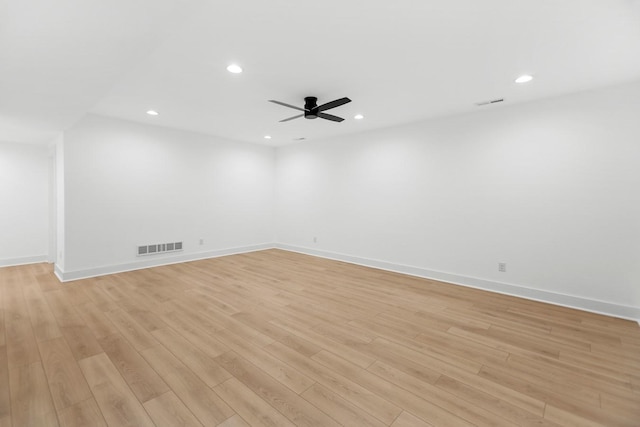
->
498, 262, 506, 272
199, 238, 204, 245
313, 236, 317, 243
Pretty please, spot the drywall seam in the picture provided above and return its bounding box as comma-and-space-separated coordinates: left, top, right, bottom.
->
275, 243, 640, 322
55, 243, 274, 281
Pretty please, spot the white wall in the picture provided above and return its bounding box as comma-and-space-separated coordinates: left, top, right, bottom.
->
60, 115, 275, 278
0, 142, 49, 266
275, 82, 640, 319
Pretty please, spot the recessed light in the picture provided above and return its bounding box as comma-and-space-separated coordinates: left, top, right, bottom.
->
515, 75, 533, 84
227, 64, 243, 74
146, 110, 159, 116
354, 114, 364, 120
264, 135, 272, 139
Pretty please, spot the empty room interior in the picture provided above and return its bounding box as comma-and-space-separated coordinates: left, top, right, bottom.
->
1, 1, 640, 426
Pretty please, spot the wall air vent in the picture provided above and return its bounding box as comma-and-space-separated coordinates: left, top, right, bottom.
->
476, 98, 504, 106
137, 241, 183, 257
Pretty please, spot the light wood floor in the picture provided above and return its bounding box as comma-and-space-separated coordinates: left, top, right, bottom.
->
0, 249, 639, 426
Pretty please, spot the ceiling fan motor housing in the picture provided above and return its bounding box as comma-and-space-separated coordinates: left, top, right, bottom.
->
304, 96, 318, 119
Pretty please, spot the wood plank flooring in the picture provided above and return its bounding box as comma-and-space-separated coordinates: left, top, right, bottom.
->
0, 249, 639, 426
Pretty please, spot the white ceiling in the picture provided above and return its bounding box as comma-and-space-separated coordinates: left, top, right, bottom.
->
2, 0, 640, 146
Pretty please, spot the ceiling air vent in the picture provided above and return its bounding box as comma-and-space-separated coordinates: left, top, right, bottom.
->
137, 241, 183, 257
476, 98, 504, 106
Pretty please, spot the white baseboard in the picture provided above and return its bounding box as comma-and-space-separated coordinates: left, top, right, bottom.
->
0, 254, 48, 268
54, 264, 65, 282
50, 242, 640, 322
54, 243, 275, 282
275, 243, 640, 323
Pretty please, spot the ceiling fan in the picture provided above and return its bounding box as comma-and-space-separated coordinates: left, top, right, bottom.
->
269, 96, 351, 122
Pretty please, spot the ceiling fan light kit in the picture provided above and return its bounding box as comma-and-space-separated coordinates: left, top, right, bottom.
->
269, 96, 352, 123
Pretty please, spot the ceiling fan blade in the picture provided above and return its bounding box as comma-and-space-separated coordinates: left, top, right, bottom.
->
269, 100, 308, 112
318, 112, 345, 122
280, 114, 304, 122
317, 97, 351, 112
